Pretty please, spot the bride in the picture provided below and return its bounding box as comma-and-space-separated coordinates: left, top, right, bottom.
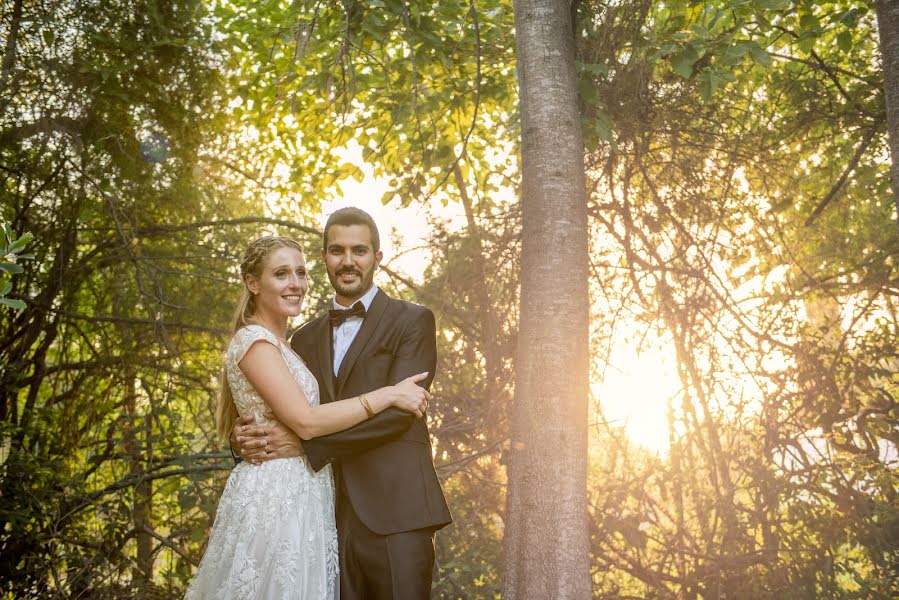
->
185, 236, 429, 599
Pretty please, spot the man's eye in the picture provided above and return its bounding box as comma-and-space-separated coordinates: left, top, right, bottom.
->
297, 270, 307, 277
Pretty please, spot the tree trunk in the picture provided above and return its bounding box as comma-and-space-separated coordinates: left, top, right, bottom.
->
0, 0, 24, 109
503, 1, 592, 598
124, 372, 153, 581
877, 0, 899, 234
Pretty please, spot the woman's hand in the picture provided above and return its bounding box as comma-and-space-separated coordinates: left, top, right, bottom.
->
388, 372, 431, 417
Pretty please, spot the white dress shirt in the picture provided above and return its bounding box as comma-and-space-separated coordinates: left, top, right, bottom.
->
332, 285, 380, 376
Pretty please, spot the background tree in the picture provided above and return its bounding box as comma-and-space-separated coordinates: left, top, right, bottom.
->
503, 0, 592, 598
877, 0, 899, 228
0, 0, 322, 594
575, 0, 897, 596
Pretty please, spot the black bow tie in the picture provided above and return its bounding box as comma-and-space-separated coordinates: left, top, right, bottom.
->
329, 302, 366, 327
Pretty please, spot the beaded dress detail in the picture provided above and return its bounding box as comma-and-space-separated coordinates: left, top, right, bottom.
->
186, 325, 338, 600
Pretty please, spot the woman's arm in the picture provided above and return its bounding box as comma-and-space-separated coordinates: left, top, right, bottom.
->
299, 307, 437, 470
238, 340, 428, 440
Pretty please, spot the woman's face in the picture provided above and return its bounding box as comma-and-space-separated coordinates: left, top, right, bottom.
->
246, 246, 308, 320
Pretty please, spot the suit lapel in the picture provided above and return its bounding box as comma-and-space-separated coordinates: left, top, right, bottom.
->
335, 290, 389, 398
315, 316, 337, 403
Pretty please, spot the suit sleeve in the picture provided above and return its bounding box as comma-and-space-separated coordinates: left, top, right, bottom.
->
301, 308, 437, 471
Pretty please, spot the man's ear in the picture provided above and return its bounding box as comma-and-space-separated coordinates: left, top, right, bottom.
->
374, 249, 383, 268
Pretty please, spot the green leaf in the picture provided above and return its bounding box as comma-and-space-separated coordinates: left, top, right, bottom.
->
797, 34, 816, 53
837, 31, 852, 52
720, 44, 749, 67
9, 232, 33, 253
671, 52, 697, 79
577, 78, 599, 106
0, 297, 26, 311
0, 262, 23, 274
659, 43, 677, 56
698, 69, 720, 101
0, 280, 11, 296
595, 110, 613, 144
577, 62, 609, 77
799, 14, 820, 33
748, 42, 772, 67
755, 0, 790, 9
838, 8, 864, 27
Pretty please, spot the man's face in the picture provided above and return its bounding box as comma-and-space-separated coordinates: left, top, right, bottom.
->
322, 224, 382, 305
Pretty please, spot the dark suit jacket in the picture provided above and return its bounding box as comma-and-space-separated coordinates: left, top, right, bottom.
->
291, 289, 452, 536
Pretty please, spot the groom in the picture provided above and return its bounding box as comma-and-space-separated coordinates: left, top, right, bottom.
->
233, 207, 451, 599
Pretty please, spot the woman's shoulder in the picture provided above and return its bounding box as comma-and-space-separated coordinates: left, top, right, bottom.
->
228, 325, 281, 361
236, 323, 279, 341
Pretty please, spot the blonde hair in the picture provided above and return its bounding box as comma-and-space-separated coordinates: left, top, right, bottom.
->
215, 235, 304, 442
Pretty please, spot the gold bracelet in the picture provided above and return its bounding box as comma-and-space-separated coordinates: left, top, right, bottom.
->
359, 394, 375, 419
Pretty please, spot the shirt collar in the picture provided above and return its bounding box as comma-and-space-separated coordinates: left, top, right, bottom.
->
332, 285, 379, 311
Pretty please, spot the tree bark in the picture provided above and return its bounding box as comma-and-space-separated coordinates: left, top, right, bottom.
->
877, 0, 899, 235
0, 0, 24, 111
503, 1, 592, 598
123, 371, 154, 582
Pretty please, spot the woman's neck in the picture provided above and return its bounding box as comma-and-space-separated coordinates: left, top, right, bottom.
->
251, 311, 288, 342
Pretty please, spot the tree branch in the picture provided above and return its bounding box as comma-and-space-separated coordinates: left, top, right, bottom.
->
805, 125, 878, 226
134, 217, 320, 238
142, 525, 199, 566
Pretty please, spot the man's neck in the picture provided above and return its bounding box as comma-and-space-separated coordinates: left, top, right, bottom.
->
335, 295, 360, 308
335, 285, 374, 309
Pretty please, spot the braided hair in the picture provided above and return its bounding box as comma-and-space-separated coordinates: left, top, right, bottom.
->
215, 236, 304, 441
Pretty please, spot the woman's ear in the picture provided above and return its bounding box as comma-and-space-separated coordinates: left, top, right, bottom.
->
244, 274, 259, 295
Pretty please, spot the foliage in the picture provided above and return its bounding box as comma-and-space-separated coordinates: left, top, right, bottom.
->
576, 0, 897, 596
0, 0, 317, 595
0, 224, 33, 311
0, 0, 515, 597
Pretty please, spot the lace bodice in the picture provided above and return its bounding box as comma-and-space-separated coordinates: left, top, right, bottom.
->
226, 325, 321, 427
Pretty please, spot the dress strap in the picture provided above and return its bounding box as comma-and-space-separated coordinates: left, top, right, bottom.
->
230, 325, 282, 363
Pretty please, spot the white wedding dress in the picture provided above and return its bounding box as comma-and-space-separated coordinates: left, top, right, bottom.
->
185, 325, 338, 600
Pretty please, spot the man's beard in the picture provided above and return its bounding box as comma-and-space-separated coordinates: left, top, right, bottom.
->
329, 266, 374, 300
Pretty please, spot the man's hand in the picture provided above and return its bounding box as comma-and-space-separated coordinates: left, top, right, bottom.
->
231, 413, 303, 465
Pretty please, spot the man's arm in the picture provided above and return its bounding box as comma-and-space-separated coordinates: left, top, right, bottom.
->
231, 413, 303, 464
301, 307, 437, 471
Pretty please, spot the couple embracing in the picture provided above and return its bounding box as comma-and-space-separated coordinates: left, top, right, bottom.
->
186, 208, 452, 599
